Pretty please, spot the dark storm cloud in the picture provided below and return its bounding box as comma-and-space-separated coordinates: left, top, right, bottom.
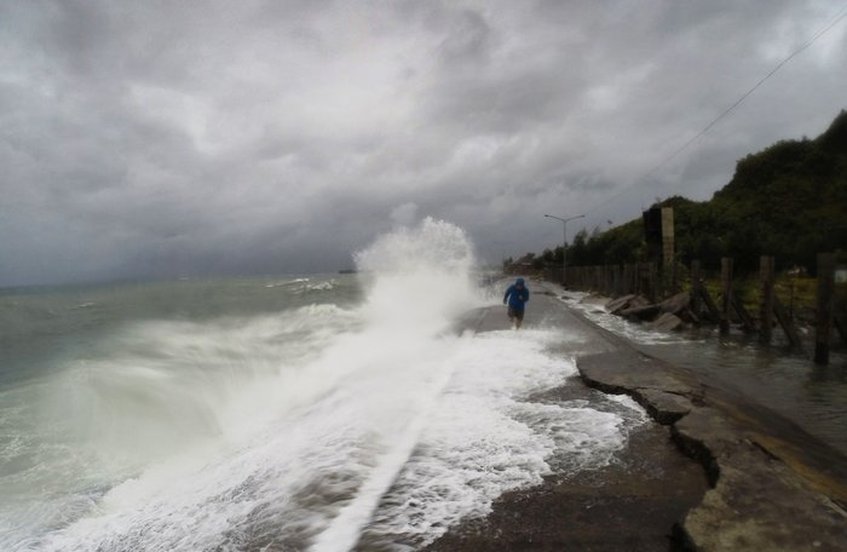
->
1, 0, 845, 285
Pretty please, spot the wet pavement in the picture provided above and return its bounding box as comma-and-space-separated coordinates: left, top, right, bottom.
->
431, 282, 847, 551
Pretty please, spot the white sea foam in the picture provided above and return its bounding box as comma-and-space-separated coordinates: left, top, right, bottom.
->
265, 277, 311, 288
558, 292, 698, 345
5, 219, 645, 551
307, 280, 336, 291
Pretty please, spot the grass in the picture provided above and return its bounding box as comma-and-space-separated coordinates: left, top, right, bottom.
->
690, 273, 845, 324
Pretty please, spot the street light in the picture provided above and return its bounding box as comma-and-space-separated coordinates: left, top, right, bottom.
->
544, 213, 585, 288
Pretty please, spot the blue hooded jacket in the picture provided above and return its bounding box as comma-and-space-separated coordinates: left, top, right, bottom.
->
503, 278, 530, 311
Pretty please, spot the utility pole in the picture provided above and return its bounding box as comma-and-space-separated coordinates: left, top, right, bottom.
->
544, 213, 585, 289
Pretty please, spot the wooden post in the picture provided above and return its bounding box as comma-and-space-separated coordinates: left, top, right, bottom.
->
633, 263, 640, 296
614, 264, 622, 296
656, 265, 664, 302
608, 265, 615, 295
607, 265, 614, 296
690, 260, 702, 318
662, 207, 675, 294
814, 253, 835, 365
609, 264, 616, 295
720, 257, 733, 334
661, 208, 674, 265
648, 262, 658, 302
759, 256, 774, 344
635, 263, 643, 297
673, 260, 679, 294
700, 286, 722, 324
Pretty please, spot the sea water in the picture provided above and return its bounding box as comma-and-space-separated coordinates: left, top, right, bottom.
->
562, 292, 847, 456
1, 219, 646, 551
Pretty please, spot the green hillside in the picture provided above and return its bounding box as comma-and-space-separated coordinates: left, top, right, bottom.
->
534, 110, 847, 274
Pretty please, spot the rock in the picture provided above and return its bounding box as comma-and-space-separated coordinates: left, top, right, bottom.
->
606, 294, 636, 314
647, 312, 684, 331
620, 303, 661, 320
637, 389, 693, 425
659, 291, 691, 315
629, 295, 651, 308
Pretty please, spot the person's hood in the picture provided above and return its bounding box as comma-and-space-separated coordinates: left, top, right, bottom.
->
515, 278, 525, 286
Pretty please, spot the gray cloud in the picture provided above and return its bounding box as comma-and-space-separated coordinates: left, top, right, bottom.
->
1, 0, 845, 285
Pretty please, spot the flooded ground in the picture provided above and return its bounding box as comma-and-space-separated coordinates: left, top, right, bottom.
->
561, 290, 847, 457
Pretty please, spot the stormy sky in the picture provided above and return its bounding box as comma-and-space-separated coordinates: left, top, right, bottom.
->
2, 0, 845, 286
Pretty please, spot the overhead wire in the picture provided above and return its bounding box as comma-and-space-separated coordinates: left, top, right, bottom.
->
582, 3, 847, 217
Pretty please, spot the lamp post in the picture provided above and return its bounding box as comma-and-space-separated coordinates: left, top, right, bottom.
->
544, 213, 585, 288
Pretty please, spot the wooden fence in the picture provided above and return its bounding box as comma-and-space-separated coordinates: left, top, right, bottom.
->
548, 253, 846, 365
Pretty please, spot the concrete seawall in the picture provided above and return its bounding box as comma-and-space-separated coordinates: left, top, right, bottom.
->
426, 282, 847, 551
566, 283, 847, 551
578, 348, 847, 551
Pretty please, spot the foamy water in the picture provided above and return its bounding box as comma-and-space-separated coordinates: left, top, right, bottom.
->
557, 291, 699, 346
1, 219, 646, 551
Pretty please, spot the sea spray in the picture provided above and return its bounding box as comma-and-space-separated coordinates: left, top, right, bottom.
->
2, 221, 647, 552
312, 218, 483, 551
354, 217, 481, 334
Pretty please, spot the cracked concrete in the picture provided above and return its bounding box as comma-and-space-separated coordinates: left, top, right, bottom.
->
428, 283, 847, 551
578, 346, 847, 551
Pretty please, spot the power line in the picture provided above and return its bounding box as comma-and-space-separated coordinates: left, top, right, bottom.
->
583, 4, 847, 216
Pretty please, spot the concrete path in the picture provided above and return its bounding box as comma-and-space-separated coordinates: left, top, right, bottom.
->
427, 282, 847, 551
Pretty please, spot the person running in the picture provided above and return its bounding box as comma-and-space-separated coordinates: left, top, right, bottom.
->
503, 277, 530, 329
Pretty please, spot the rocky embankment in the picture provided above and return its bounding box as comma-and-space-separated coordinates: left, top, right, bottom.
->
605, 292, 697, 332
578, 340, 847, 551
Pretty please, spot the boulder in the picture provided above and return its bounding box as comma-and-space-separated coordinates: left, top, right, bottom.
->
606, 294, 636, 314
647, 312, 684, 331
620, 303, 661, 321
629, 295, 651, 308
659, 292, 691, 315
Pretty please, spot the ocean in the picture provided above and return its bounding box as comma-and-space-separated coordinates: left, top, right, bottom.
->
0, 219, 646, 551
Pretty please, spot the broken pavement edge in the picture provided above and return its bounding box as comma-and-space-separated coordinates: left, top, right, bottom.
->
577, 349, 847, 551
